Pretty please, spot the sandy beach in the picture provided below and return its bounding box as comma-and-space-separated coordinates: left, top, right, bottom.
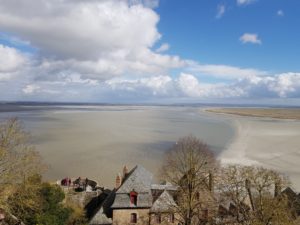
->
210, 111, 300, 191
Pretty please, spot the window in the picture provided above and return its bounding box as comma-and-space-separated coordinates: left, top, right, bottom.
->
155, 214, 161, 224
130, 190, 138, 206
130, 213, 137, 223
195, 192, 200, 201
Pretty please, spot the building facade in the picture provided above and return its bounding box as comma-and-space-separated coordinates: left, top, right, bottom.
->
89, 165, 178, 225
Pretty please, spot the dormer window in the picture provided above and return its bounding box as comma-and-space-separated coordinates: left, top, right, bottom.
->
130, 190, 138, 206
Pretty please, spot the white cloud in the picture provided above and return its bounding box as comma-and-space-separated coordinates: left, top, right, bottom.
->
216, 4, 226, 19
0, 44, 28, 73
106, 75, 174, 97
277, 10, 284, 17
237, 0, 256, 6
0, 0, 184, 82
187, 61, 267, 80
267, 73, 300, 98
102, 72, 300, 100
155, 43, 170, 53
239, 33, 262, 45
0, 0, 299, 103
0, 0, 160, 60
22, 84, 40, 94
2, 70, 300, 102
128, 0, 159, 8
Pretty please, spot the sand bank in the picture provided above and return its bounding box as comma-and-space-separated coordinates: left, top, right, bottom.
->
215, 114, 300, 191
206, 108, 300, 120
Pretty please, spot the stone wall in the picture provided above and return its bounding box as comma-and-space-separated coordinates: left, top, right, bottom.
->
112, 209, 150, 225
149, 212, 179, 225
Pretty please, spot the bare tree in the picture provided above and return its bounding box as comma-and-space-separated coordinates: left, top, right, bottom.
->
218, 165, 295, 225
217, 165, 251, 224
160, 135, 218, 225
245, 166, 294, 225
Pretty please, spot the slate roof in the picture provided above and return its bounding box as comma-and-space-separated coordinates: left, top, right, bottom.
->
150, 190, 177, 213
89, 190, 116, 225
151, 182, 177, 191
89, 207, 112, 225
116, 165, 153, 193
111, 165, 153, 209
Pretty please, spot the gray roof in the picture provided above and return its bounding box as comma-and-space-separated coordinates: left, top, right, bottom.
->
89, 207, 112, 225
112, 193, 152, 208
116, 165, 153, 193
111, 165, 153, 209
150, 190, 177, 213
151, 182, 177, 191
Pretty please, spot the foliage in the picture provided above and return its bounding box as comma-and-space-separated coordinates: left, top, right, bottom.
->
218, 165, 296, 225
0, 118, 46, 210
0, 118, 87, 225
65, 199, 88, 225
7, 175, 71, 225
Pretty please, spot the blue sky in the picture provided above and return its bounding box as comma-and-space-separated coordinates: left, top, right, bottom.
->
0, 0, 299, 104
156, 0, 300, 72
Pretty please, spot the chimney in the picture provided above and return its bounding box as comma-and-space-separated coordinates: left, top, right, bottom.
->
208, 172, 214, 192
123, 165, 129, 179
274, 181, 281, 197
116, 173, 122, 189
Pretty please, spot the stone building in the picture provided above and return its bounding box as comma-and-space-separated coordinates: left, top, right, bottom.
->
89, 165, 178, 225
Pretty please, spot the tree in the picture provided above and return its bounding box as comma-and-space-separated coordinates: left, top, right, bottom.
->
7, 175, 86, 225
217, 165, 252, 224
218, 165, 295, 225
160, 136, 218, 225
0, 118, 46, 210
0, 118, 87, 225
245, 166, 294, 225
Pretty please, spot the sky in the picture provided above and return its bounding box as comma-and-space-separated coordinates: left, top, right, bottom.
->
0, 0, 300, 104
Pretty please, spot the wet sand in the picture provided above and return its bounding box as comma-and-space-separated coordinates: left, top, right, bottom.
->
1, 105, 299, 191
207, 111, 300, 191
0, 106, 234, 188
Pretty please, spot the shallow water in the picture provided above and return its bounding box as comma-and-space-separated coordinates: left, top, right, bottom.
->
0, 105, 234, 187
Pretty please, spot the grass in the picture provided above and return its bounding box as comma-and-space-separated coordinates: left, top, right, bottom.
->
206, 108, 300, 120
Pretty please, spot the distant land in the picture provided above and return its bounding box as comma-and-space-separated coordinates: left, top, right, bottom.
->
206, 108, 300, 120
0, 101, 299, 113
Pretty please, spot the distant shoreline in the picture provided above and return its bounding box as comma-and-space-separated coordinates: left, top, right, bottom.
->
205, 108, 300, 120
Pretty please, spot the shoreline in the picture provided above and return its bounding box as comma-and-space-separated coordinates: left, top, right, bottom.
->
206, 110, 300, 191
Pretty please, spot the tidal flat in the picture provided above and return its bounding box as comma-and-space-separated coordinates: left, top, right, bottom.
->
1, 105, 300, 191
0, 105, 234, 187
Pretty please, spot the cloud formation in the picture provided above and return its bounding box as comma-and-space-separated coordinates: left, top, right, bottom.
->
0, 45, 28, 73
0, 0, 299, 103
216, 4, 226, 19
237, 0, 256, 6
277, 10, 284, 17
102, 73, 300, 100
0, 0, 184, 81
156, 43, 170, 53
239, 33, 262, 45
187, 61, 267, 80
